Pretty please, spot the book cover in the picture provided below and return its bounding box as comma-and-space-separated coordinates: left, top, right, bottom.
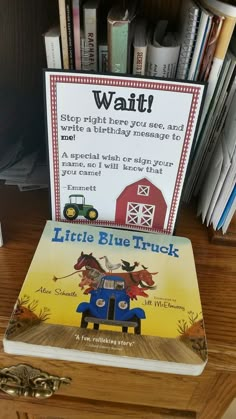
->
146, 20, 181, 79
43, 26, 62, 69
107, 3, 137, 74
44, 71, 206, 235
58, 0, 69, 69
83, 0, 100, 71
176, 0, 201, 80
3, 220, 208, 375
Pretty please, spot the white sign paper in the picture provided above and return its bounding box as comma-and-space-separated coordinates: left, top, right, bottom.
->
44, 71, 205, 234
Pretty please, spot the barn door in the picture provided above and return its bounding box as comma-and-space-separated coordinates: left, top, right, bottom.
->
125, 202, 155, 227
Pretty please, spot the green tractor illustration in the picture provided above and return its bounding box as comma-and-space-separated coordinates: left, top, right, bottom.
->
63, 194, 98, 221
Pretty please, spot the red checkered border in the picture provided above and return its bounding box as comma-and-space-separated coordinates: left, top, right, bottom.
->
49, 74, 201, 233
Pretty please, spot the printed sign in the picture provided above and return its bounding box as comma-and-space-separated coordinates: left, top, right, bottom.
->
44, 71, 205, 234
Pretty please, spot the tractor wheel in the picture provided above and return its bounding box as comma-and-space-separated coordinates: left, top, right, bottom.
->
86, 208, 98, 220
63, 204, 79, 220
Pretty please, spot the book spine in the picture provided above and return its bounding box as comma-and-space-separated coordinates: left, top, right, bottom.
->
65, 0, 75, 69
98, 44, 108, 72
83, 6, 98, 71
176, 8, 200, 80
146, 44, 180, 78
202, 15, 236, 110
108, 20, 129, 73
187, 12, 211, 81
132, 46, 147, 76
80, 36, 90, 70
44, 34, 62, 69
197, 15, 224, 82
197, 0, 236, 133
72, 0, 81, 70
183, 2, 236, 203
58, 0, 69, 69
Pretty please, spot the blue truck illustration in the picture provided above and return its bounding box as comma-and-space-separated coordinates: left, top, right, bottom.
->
76, 275, 146, 334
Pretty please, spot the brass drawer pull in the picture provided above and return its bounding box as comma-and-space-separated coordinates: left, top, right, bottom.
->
0, 363, 71, 398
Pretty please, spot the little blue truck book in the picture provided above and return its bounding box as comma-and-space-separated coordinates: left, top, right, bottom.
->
3, 221, 208, 375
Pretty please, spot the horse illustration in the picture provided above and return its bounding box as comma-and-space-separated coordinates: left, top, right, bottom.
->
74, 252, 105, 273
73, 252, 157, 298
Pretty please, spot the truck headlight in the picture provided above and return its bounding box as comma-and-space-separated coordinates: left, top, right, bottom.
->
118, 301, 128, 310
96, 298, 105, 307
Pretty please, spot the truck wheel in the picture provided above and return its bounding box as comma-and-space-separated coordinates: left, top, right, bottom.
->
63, 204, 79, 220
80, 310, 90, 328
131, 315, 141, 335
86, 208, 98, 220
93, 323, 99, 330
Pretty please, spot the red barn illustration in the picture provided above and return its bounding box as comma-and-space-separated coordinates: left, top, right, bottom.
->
115, 178, 167, 230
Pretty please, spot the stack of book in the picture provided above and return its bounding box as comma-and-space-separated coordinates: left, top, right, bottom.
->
43, 0, 182, 77
197, 57, 236, 234
179, 0, 236, 222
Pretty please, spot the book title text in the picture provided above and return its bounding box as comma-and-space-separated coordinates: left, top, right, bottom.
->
51, 227, 179, 257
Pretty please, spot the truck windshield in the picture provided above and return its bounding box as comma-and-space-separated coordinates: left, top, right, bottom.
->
103, 279, 125, 290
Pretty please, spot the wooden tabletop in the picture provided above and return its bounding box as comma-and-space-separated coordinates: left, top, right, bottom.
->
0, 184, 236, 372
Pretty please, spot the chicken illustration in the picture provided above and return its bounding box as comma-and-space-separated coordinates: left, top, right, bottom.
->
121, 260, 139, 272
99, 256, 122, 272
